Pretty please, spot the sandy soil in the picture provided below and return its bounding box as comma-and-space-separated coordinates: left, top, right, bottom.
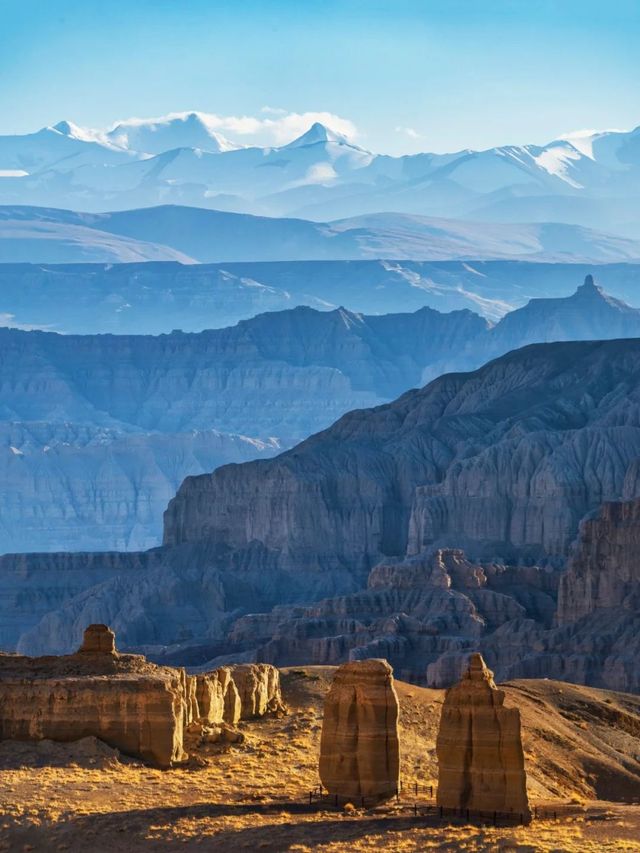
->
1, 667, 639, 851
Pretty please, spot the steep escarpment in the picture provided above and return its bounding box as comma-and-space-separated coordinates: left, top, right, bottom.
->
165, 338, 640, 564
557, 497, 640, 624
0, 304, 484, 553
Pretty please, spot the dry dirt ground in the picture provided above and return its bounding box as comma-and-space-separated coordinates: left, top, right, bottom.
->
1, 667, 640, 851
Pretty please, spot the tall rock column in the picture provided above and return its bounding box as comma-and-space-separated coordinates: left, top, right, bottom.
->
319, 659, 400, 801
436, 653, 530, 821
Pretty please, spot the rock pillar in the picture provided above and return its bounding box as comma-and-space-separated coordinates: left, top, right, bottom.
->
319, 659, 400, 801
436, 653, 530, 821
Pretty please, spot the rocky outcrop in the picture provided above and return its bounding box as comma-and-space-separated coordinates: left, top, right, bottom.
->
200, 549, 556, 687
228, 663, 285, 718
436, 653, 530, 820
319, 659, 400, 801
194, 667, 242, 726
557, 498, 640, 625
0, 625, 285, 766
0, 630, 189, 768
78, 624, 117, 655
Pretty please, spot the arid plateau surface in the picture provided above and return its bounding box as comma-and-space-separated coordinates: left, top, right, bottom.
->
1, 664, 639, 851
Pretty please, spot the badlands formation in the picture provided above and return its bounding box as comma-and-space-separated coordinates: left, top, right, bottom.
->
0, 625, 284, 768
1, 657, 640, 850
3, 336, 640, 699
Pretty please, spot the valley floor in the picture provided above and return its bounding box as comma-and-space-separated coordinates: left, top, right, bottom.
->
1, 668, 640, 852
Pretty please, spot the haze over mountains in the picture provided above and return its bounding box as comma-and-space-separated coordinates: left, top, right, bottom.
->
1, 114, 640, 238
4, 337, 640, 698
4, 259, 640, 333
3, 204, 640, 265
0, 275, 639, 556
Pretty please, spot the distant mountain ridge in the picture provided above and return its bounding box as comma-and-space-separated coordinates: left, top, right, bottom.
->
1, 115, 640, 236
0, 275, 640, 555
424, 274, 640, 379
3, 204, 639, 265
3, 258, 640, 333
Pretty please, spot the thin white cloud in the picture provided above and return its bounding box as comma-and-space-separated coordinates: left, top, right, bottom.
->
395, 125, 421, 139
106, 110, 358, 148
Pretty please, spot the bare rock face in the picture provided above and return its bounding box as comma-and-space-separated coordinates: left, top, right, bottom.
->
557, 498, 640, 625
228, 664, 285, 718
165, 339, 640, 569
195, 667, 242, 726
0, 632, 189, 768
78, 624, 117, 656
436, 653, 530, 820
319, 659, 400, 801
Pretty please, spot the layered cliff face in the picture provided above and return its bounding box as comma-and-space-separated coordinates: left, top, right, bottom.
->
0, 304, 484, 553
0, 631, 189, 767
557, 498, 640, 624
0, 625, 285, 766
165, 338, 640, 564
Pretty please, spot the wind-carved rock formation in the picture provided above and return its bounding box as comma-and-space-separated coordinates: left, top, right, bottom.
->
436, 653, 530, 821
0, 627, 189, 768
557, 498, 640, 624
229, 663, 286, 718
78, 624, 117, 655
319, 659, 400, 801
194, 667, 242, 726
0, 625, 284, 766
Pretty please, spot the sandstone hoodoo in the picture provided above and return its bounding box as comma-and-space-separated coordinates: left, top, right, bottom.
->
78, 624, 117, 655
319, 659, 400, 802
436, 653, 530, 821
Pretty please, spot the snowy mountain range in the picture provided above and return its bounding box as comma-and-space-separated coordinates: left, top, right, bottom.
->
1, 113, 640, 236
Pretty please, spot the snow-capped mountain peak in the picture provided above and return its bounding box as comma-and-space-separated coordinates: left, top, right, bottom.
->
282, 122, 353, 149
105, 112, 239, 155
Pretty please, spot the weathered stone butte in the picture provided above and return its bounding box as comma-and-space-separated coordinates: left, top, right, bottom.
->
0, 624, 284, 768
436, 653, 530, 821
319, 659, 400, 801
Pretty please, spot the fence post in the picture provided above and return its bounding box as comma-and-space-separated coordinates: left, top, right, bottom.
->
396, 787, 399, 803
430, 785, 433, 798
415, 781, 418, 797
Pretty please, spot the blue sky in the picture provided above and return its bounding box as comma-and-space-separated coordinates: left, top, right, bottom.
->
1, 0, 639, 154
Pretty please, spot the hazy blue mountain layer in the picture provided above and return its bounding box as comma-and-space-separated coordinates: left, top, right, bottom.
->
3, 204, 640, 264
3, 258, 640, 333
7, 338, 640, 696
